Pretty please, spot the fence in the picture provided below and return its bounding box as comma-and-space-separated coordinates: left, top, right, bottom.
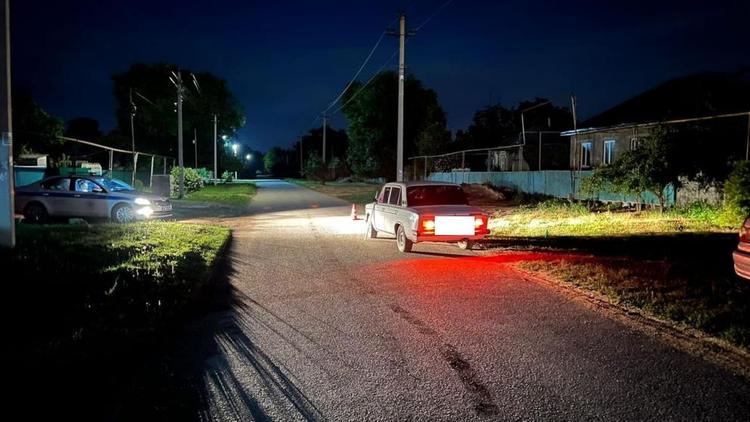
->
14, 135, 176, 187
427, 170, 675, 206
407, 131, 568, 181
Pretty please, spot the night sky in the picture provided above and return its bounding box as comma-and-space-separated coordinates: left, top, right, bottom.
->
11, 0, 750, 152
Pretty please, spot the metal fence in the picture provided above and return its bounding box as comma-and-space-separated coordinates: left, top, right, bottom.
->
59, 136, 175, 187
407, 131, 566, 181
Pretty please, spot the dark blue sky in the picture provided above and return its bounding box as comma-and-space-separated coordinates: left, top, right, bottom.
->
12, 0, 750, 152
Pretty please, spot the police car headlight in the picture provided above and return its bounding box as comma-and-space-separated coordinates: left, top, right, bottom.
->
134, 197, 151, 205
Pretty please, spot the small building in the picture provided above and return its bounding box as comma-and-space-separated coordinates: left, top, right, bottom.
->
562, 124, 648, 169
562, 71, 750, 170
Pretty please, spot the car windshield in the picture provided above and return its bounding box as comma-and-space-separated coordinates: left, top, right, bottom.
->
95, 177, 135, 192
406, 185, 468, 206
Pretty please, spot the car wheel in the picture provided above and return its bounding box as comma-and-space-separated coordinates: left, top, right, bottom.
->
112, 203, 135, 224
396, 225, 413, 253
365, 216, 378, 239
457, 239, 474, 250
23, 202, 48, 224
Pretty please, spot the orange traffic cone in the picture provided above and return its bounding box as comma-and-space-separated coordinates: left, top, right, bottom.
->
350, 204, 358, 220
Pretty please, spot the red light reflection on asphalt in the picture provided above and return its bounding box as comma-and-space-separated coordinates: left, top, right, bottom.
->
360, 251, 589, 288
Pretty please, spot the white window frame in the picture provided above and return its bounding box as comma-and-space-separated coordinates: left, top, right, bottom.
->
580, 141, 592, 168
603, 140, 615, 165
630, 137, 640, 150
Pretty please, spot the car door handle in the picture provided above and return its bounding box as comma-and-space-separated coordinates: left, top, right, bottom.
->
74, 194, 81, 198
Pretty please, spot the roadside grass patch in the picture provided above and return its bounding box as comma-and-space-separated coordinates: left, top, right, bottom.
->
517, 259, 750, 348
5, 222, 230, 354
183, 183, 256, 205
288, 178, 379, 204
490, 200, 736, 238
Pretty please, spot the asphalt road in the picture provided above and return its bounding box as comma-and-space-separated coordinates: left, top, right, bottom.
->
158, 179, 750, 421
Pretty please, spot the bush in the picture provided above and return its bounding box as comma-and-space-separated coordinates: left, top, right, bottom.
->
221, 170, 234, 182
722, 161, 750, 224
303, 154, 328, 181
195, 167, 213, 182
170, 167, 204, 196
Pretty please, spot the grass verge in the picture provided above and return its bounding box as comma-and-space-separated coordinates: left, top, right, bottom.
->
490, 200, 737, 238
517, 258, 750, 348
184, 183, 257, 205
6, 222, 230, 353
5, 221, 231, 416
287, 178, 380, 204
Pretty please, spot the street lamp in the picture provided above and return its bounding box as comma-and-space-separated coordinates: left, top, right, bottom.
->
245, 153, 252, 161
232, 143, 239, 157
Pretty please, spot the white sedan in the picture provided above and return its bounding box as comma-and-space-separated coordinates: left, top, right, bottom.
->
364, 181, 489, 252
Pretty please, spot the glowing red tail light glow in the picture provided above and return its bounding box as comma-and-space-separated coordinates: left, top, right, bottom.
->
419, 216, 435, 235
473, 214, 489, 235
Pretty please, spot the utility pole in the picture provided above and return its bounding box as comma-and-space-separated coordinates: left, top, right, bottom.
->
322, 114, 327, 163
170, 70, 185, 198
299, 136, 304, 175
213, 114, 218, 182
193, 128, 198, 168
0, 0, 13, 247
387, 12, 414, 181
569, 94, 578, 199
129, 87, 137, 185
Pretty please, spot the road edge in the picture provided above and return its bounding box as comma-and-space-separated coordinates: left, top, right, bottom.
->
511, 265, 750, 381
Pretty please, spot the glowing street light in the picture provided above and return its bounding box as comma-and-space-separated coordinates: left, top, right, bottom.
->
232, 143, 239, 156
245, 153, 252, 161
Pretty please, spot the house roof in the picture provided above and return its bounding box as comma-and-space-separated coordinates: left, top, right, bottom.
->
562, 71, 750, 136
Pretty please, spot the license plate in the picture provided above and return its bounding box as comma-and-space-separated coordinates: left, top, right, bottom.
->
434, 216, 474, 235
155, 206, 171, 212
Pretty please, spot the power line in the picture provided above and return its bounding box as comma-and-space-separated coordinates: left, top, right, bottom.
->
413, 0, 455, 32
322, 30, 388, 114
332, 47, 400, 115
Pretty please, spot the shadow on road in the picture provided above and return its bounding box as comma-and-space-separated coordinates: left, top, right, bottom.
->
114, 243, 324, 421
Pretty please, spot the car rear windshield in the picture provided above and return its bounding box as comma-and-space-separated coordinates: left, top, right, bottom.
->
406, 185, 468, 206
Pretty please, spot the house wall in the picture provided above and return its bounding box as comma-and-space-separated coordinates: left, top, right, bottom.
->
568, 127, 650, 168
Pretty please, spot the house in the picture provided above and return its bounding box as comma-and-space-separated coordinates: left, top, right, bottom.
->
562, 71, 750, 170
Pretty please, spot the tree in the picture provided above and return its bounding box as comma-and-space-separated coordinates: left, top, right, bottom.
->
454, 98, 572, 151
65, 117, 102, 141
264, 147, 283, 174
586, 125, 677, 210
111, 63, 245, 173
341, 71, 449, 179
11, 89, 65, 158
295, 125, 349, 165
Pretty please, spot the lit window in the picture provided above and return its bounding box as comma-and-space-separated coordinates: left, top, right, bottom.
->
603, 140, 615, 165
581, 141, 592, 168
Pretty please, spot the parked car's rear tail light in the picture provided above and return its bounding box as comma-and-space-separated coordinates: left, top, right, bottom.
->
473, 214, 489, 235
419, 216, 435, 235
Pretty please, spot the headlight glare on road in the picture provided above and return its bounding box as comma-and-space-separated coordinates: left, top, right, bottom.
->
135, 197, 151, 205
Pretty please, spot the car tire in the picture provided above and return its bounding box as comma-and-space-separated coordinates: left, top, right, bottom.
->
457, 239, 474, 250
112, 203, 135, 224
365, 216, 378, 239
23, 202, 48, 224
396, 225, 413, 253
